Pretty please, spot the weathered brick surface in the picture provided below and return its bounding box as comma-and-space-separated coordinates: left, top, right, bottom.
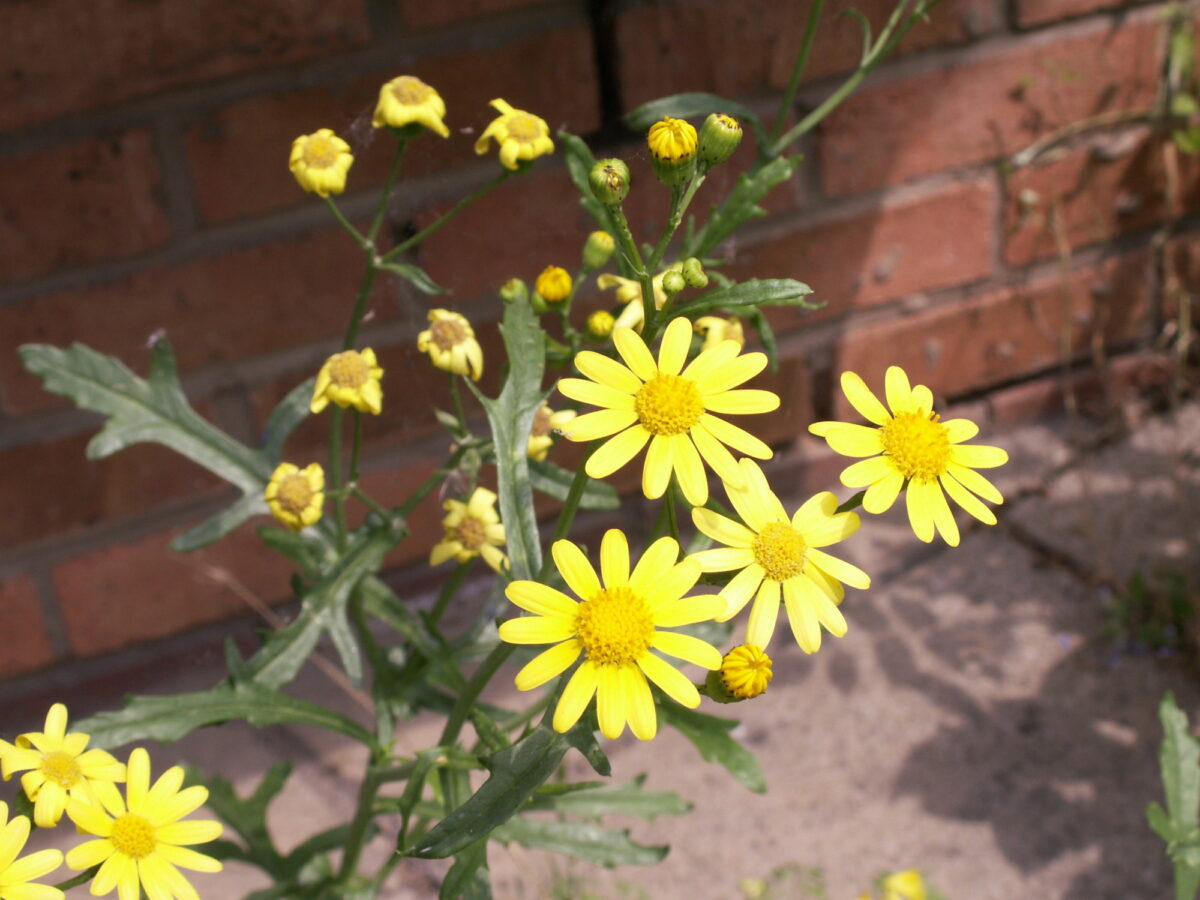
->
0, 130, 170, 286
1014, 0, 1157, 28
1, 0, 371, 132
396, 0, 545, 30
184, 23, 600, 224
0, 576, 56, 677
821, 17, 1162, 195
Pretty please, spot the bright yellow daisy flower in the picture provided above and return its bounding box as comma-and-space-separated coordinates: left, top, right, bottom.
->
474, 98, 554, 170
809, 366, 1009, 547
417, 309, 484, 381
499, 530, 724, 740
288, 128, 354, 197
0, 801, 64, 899
371, 75, 450, 137
430, 487, 508, 574
310, 348, 384, 415
66, 748, 222, 900
264, 462, 324, 532
558, 316, 779, 506
0, 703, 125, 829
690, 458, 870, 653
527, 404, 576, 462
599, 272, 668, 333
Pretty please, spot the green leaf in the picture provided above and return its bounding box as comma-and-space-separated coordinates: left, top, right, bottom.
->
529, 460, 619, 510
195, 762, 290, 876
528, 776, 690, 820
263, 377, 317, 461
493, 817, 667, 867
683, 155, 803, 259
1159, 692, 1200, 829
1174, 127, 1200, 155
379, 261, 446, 295
73, 682, 374, 749
622, 92, 768, 154
658, 703, 766, 793
1150, 801, 1175, 842
282, 824, 354, 878
744, 308, 778, 372
665, 278, 816, 323
838, 8, 873, 65
557, 132, 621, 252
409, 726, 571, 858
467, 300, 545, 581
172, 493, 267, 553
442, 838, 492, 900
257, 527, 328, 578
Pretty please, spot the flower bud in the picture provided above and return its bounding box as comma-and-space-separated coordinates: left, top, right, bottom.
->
535, 266, 572, 304
589, 158, 631, 205
647, 117, 697, 189
705, 644, 773, 702
586, 310, 615, 339
682, 257, 708, 288
499, 278, 528, 305
662, 269, 686, 296
582, 230, 615, 269
697, 113, 743, 170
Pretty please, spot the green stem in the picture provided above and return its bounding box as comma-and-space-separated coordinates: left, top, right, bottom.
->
540, 444, 597, 580
605, 202, 654, 332
429, 561, 473, 629
55, 869, 97, 890
665, 479, 680, 543
397, 444, 468, 519
341, 261, 380, 351
450, 371, 468, 435
338, 766, 385, 882
324, 196, 371, 252
349, 410, 364, 485
329, 407, 347, 549
369, 140, 408, 245
382, 170, 511, 262
351, 485, 393, 522
769, 0, 826, 145
437, 643, 517, 757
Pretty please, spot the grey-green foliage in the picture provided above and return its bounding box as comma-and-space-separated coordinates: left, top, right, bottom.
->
1148, 692, 1200, 900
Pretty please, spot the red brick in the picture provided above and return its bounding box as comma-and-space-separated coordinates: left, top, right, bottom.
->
728, 175, 995, 330
0, 431, 223, 553
0, 576, 56, 677
0, 130, 169, 285
821, 17, 1162, 195
184, 23, 600, 224
1167, 232, 1200, 323
1015, 0, 1157, 28
617, 0, 999, 110
829, 252, 1152, 413
54, 523, 294, 658
1, 0, 370, 132
0, 228, 396, 415
396, 0, 543, 29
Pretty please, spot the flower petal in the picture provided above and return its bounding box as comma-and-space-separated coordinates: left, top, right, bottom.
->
595, 666, 627, 740
862, 470, 906, 514
599, 529, 630, 588
688, 547, 756, 573
629, 536, 683, 595
553, 662, 599, 733
950, 443, 1009, 469
942, 418, 980, 443
946, 463, 1003, 504
689, 421, 742, 486
562, 409, 639, 442
656, 316, 693, 376
718, 565, 765, 620
557, 378, 634, 411
552, 540, 601, 600
498, 616, 577, 645
0, 814, 30, 873
613, 328, 658, 382
699, 415, 772, 459
515, 640, 582, 691
884, 366, 914, 413
623, 667, 657, 741
154, 844, 223, 873
573, 351, 644, 394
505, 582, 577, 619
941, 472, 998, 525
815, 423, 884, 458
154, 820, 223, 847
905, 479, 938, 543
839, 454, 894, 488
806, 547, 871, 590
650, 631, 722, 669
671, 435, 709, 506
783, 578, 824, 653
642, 435, 673, 500
692, 352, 767, 395
745, 579, 782, 648
691, 509, 756, 549
703, 389, 779, 415
840, 371, 890, 426
66, 838, 113, 871
638, 653, 701, 708
681, 341, 742, 387
586, 426, 651, 478
652, 593, 725, 627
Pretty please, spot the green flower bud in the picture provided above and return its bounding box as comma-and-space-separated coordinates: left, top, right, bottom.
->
682, 257, 708, 288
589, 158, 631, 205
499, 278, 527, 304
582, 230, 615, 269
662, 269, 686, 296
697, 113, 743, 170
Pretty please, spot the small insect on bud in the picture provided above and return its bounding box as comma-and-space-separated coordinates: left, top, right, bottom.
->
589, 158, 631, 205
697, 113, 743, 170
647, 117, 697, 189
499, 277, 528, 304
582, 230, 616, 270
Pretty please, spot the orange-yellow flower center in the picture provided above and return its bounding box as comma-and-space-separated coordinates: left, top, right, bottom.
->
531, 406, 553, 438
752, 522, 807, 581
634, 374, 704, 436
720, 644, 773, 699
328, 351, 370, 389
277, 473, 315, 515
648, 117, 698, 161
505, 113, 543, 143
430, 318, 468, 351
39, 751, 82, 789
301, 135, 340, 169
452, 516, 486, 551
390, 75, 434, 105
880, 411, 951, 483
110, 813, 156, 859
575, 586, 655, 666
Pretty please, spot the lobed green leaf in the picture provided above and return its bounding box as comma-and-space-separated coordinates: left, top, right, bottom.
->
493, 817, 668, 866
657, 703, 766, 793
529, 459, 619, 510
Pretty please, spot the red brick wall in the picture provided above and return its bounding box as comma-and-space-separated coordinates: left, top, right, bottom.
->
0, 0, 1181, 677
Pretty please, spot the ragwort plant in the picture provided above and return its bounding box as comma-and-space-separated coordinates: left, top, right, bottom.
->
2, 2, 1007, 897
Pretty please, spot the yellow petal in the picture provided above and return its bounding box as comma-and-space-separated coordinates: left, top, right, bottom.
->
650, 631, 722, 669
745, 579, 782, 648
692, 352, 767, 395
689, 421, 742, 486
946, 463, 1003, 504
681, 340, 741, 386
688, 547, 756, 572
942, 418, 980, 443
556, 378, 635, 411
905, 480, 938, 543
552, 540, 602, 600
884, 366, 914, 413
623, 667, 657, 741
691, 508, 756, 549
719, 564, 765, 619
642, 559, 701, 610
629, 536, 682, 594
638, 653, 701, 708
671, 435, 709, 506
801, 509, 862, 550
573, 351, 644, 394
562, 409, 639, 442
862, 470, 906, 514
927, 482, 960, 547
586, 426, 651, 478
595, 666, 627, 740
840, 370, 891, 426
498, 616, 576, 645
154, 820, 223, 846
553, 662, 600, 733
816, 423, 884, 458
950, 443, 1009, 469
652, 593, 725, 627
940, 473, 997, 525
642, 434, 673, 500
613, 327, 658, 381
66, 838, 113, 871
505, 581, 578, 618
806, 547, 870, 590
656, 316, 693, 376
699, 414, 772, 459
703, 389, 779, 415
782, 579, 823, 653
839, 454, 894, 488
790, 491, 839, 533
599, 529, 630, 588
514, 640, 582, 691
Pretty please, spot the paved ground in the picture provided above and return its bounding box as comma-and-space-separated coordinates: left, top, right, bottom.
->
8, 399, 1200, 899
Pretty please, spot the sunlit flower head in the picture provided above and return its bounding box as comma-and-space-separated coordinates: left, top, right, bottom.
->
474, 99, 554, 170
499, 530, 724, 740
599, 273, 668, 333
430, 487, 508, 573
527, 405, 576, 462
264, 462, 324, 532
558, 316, 779, 506
695, 315, 744, 351
809, 366, 1009, 547
372, 75, 449, 137
311, 348, 383, 415
718, 644, 773, 699
288, 129, 354, 197
0, 801, 64, 900
0, 703, 125, 829
417, 309, 483, 381
647, 117, 697, 163
535, 266, 572, 304
691, 459, 870, 653
66, 748, 222, 900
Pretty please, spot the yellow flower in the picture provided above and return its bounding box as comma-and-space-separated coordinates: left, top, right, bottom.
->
809, 366, 1009, 547
417, 309, 483, 381
881, 870, 926, 900
718, 644, 773, 699
0, 801, 64, 900
695, 315, 744, 351
264, 462, 324, 531
499, 530, 724, 740
311, 348, 384, 415
599, 273, 668, 333
535, 266, 572, 303
66, 748, 222, 900
474, 98, 554, 170
558, 316, 779, 506
690, 458, 870, 652
586, 310, 615, 339
430, 487, 508, 573
647, 117, 698, 162
527, 405, 577, 462
0, 703, 125, 829
371, 75, 449, 137
288, 128, 354, 197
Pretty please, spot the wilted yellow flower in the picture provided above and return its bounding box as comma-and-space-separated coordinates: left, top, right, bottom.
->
695, 315, 744, 351
474, 98, 554, 170
647, 117, 698, 162
289, 128, 354, 197
430, 487, 508, 573
0, 801, 64, 899
599, 272, 668, 332
372, 75, 449, 137
718, 644, 773, 699
527, 404, 577, 461
535, 266, 572, 303
0, 703, 126, 829
311, 348, 384, 415
66, 748, 222, 900
264, 463, 324, 531
417, 309, 483, 381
